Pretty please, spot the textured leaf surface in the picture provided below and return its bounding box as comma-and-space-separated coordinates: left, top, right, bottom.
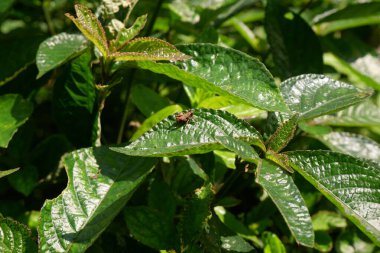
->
38, 147, 156, 252
0, 217, 37, 253
256, 159, 314, 247
313, 3, 380, 35
215, 136, 259, 164
112, 14, 147, 49
112, 108, 265, 157
65, 4, 109, 57
316, 132, 380, 163
266, 113, 299, 152
280, 74, 372, 120
129, 43, 288, 112
265, 0, 323, 79
286, 150, 380, 245
36, 33, 88, 78
0, 94, 33, 148
112, 37, 191, 61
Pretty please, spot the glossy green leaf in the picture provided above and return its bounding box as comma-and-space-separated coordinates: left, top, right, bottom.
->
131, 85, 171, 117
130, 104, 184, 141
128, 44, 288, 112
65, 4, 109, 57
112, 108, 265, 157
280, 74, 372, 120
262, 232, 286, 253
0, 168, 19, 179
220, 235, 254, 252
313, 98, 380, 127
287, 150, 380, 246
111, 14, 147, 49
112, 37, 191, 61
53, 50, 96, 147
312, 211, 347, 231
0, 94, 33, 148
36, 33, 88, 78
38, 147, 156, 252
0, 217, 37, 253
316, 132, 380, 163
266, 113, 299, 152
313, 3, 380, 35
215, 136, 259, 164
124, 206, 179, 250
256, 159, 314, 247
265, 0, 323, 79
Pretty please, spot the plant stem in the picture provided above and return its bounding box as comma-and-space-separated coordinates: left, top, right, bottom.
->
42, 0, 56, 35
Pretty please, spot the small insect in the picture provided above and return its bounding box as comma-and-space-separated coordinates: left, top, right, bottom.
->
175, 110, 194, 124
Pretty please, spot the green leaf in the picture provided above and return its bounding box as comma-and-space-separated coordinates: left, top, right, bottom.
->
36, 33, 88, 78
315, 131, 380, 163
0, 168, 19, 179
0, 0, 14, 16
312, 211, 347, 231
112, 108, 265, 157
53, 50, 96, 147
112, 37, 191, 61
262, 232, 286, 253
266, 113, 299, 152
65, 4, 109, 57
128, 43, 288, 112
131, 84, 171, 117
265, 0, 323, 79
313, 3, 380, 35
124, 206, 179, 250
220, 235, 254, 252
256, 159, 314, 247
314, 231, 333, 253
0, 217, 37, 253
336, 229, 376, 253
130, 104, 184, 141
215, 136, 259, 164
286, 150, 380, 246
0, 94, 33, 148
111, 14, 147, 49
280, 74, 372, 120
38, 147, 156, 252
8, 165, 38, 196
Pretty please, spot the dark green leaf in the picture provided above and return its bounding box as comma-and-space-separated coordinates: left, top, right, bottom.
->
336, 229, 377, 253
128, 44, 288, 112
38, 147, 156, 252
215, 136, 259, 164
314, 231, 333, 253
131, 84, 171, 117
313, 3, 380, 35
265, 0, 323, 79
0, 94, 33, 148
8, 165, 38, 196
124, 206, 179, 250
112, 108, 265, 157
280, 74, 372, 120
147, 180, 176, 220
0, 217, 37, 253
65, 4, 109, 57
0, 0, 14, 16
220, 235, 254, 252
0, 168, 19, 179
36, 33, 88, 78
256, 159, 314, 247
287, 150, 380, 246
262, 231, 286, 253
266, 113, 299, 152
53, 50, 96, 147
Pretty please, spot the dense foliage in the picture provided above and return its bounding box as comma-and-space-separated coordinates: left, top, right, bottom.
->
1, 0, 380, 252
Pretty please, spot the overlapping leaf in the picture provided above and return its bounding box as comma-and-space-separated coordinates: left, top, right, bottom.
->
38, 147, 156, 252
256, 159, 314, 247
36, 33, 88, 78
128, 44, 288, 112
111, 14, 147, 49
280, 74, 372, 120
112, 108, 265, 157
0, 217, 37, 252
287, 150, 380, 245
65, 4, 109, 57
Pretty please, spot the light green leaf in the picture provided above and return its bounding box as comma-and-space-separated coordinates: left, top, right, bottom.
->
0, 217, 37, 253
65, 4, 109, 57
313, 3, 380, 35
111, 14, 147, 49
280, 74, 372, 120
315, 131, 380, 163
112, 37, 191, 61
256, 159, 314, 247
312, 211, 347, 231
112, 108, 265, 157
38, 147, 156, 252
130, 104, 184, 141
128, 44, 288, 112
36, 33, 88, 78
0, 168, 19, 179
262, 232, 286, 253
336, 229, 376, 253
287, 150, 380, 246
0, 94, 33, 148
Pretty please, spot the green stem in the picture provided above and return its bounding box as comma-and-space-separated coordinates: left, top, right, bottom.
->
42, 0, 56, 35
